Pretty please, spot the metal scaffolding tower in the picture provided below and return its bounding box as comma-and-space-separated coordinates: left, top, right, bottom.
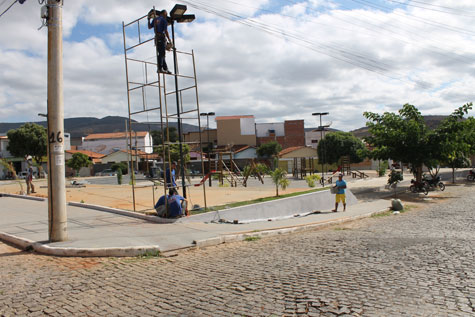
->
122, 12, 207, 213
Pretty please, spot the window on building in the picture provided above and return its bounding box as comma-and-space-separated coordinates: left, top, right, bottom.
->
311, 140, 318, 144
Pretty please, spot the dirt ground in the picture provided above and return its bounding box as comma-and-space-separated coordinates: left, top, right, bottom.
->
0, 177, 311, 212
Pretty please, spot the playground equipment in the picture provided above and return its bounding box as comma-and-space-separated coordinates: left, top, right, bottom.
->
292, 157, 316, 179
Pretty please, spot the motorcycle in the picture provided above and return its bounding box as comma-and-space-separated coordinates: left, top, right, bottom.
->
467, 169, 475, 182
409, 179, 429, 195
422, 174, 445, 191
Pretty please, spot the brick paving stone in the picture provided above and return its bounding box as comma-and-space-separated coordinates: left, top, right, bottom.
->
1, 184, 475, 316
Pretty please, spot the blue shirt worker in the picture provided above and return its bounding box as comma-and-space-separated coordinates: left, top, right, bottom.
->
333, 173, 347, 212
165, 161, 177, 189
155, 189, 188, 218
148, 9, 172, 74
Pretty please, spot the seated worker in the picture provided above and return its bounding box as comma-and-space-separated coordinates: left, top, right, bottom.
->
154, 189, 188, 218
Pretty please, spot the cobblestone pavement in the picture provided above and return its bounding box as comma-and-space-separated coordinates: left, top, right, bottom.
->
1, 184, 475, 316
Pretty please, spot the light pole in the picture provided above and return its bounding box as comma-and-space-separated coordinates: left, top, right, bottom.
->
312, 112, 329, 186
200, 112, 215, 187
169, 4, 195, 198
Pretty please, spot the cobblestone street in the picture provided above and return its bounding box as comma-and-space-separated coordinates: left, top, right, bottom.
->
1, 184, 475, 316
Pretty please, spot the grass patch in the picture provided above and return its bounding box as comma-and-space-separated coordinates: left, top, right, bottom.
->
334, 227, 350, 231
371, 210, 393, 218
138, 250, 161, 259
191, 187, 330, 215
244, 236, 261, 242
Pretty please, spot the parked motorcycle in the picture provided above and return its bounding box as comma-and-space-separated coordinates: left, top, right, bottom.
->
422, 174, 445, 191
409, 179, 429, 195
467, 169, 475, 182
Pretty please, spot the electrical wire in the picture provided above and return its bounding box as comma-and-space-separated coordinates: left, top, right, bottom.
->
351, 0, 475, 36
0, 0, 17, 19
182, 0, 428, 85
383, 0, 475, 17
281, 0, 474, 65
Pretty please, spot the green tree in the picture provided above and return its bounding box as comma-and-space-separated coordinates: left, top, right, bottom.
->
317, 131, 367, 165
257, 141, 282, 170
151, 127, 178, 145
257, 141, 282, 158
157, 143, 190, 164
111, 162, 128, 175
430, 103, 474, 183
66, 153, 92, 177
269, 168, 290, 196
7, 123, 47, 166
364, 104, 432, 182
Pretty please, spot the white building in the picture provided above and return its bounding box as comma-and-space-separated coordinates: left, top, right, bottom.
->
79, 131, 153, 155
0, 135, 11, 159
305, 129, 330, 149
255, 122, 285, 138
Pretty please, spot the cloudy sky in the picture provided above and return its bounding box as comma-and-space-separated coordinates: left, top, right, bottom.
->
0, 0, 474, 131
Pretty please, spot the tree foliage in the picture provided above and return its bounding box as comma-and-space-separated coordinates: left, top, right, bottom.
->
429, 103, 474, 182
7, 123, 47, 164
364, 104, 432, 181
111, 162, 128, 175
151, 127, 178, 145
257, 141, 282, 158
157, 143, 190, 164
317, 131, 367, 165
66, 153, 91, 176
364, 103, 475, 182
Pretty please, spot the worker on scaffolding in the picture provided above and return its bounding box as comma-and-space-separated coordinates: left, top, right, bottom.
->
148, 9, 172, 74
155, 188, 188, 218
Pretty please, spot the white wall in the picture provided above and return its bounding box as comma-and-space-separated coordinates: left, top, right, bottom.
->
305, 130, 324, 149
0, 138, 11, 158
240, 117, 256, 136
255, 123, 285, 137
80, 132, 152, 154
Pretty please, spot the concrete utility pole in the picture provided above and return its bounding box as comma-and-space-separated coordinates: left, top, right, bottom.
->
46, 0, 67, 242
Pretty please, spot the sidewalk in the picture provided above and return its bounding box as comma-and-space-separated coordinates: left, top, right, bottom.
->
0, 198, 389, 257
0, 169, 467, 257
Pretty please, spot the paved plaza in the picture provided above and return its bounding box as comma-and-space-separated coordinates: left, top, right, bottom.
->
1, 182, 474, 316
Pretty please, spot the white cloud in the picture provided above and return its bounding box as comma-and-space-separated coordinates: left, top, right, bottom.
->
0, 0, 474, 131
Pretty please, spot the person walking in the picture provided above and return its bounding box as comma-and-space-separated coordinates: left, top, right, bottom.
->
148, 9, 172, 74
332, 173, 346, 212
26, 156, 36, 194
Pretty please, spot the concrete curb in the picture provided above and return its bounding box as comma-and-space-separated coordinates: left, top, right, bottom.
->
68, 201, 176, 224
0, 193, 46, 202
0, 230, 161, 257
194, 207, 391, 249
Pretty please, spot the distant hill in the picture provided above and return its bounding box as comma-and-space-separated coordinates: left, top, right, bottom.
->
0, 116, 200, 138
350, 115, 451, 139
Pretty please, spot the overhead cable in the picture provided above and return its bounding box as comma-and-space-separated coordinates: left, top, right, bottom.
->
182, 0, 416, 84
0, 0, 18, 19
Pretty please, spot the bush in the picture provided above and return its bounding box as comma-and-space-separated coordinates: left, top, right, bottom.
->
305, 174, 321, 187
255, 163, 270, 175
377, 160, 389, 177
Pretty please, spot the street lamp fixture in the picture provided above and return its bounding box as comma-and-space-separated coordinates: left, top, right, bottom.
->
170, 4, 187, 18
200, 112, 215, 187
312, 112, 330, 186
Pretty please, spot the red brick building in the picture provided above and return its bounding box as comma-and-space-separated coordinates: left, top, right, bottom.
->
256, 120, 305, 149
